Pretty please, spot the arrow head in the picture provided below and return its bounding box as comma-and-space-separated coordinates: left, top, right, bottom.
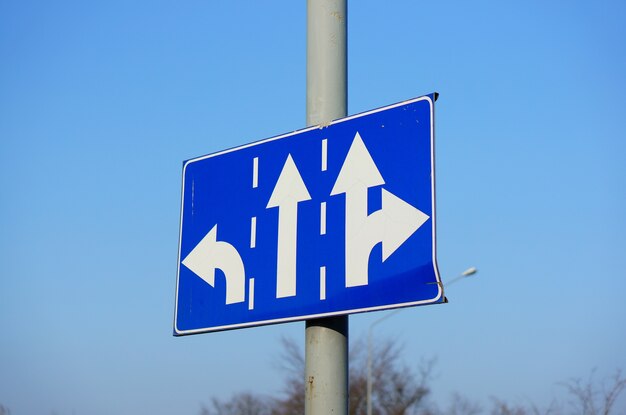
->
267, 154, 312, 208
181, 224, 219, 287
331, 132, 385, 196
181, 224, 246, 304
380, 189, 430, 261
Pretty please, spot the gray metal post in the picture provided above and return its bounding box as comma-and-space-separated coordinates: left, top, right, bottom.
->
305, 318, 349, 414
306, 0, 347, 126
305, 1, 348, 414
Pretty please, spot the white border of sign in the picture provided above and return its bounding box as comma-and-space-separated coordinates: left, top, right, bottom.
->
174, 95, 441, 335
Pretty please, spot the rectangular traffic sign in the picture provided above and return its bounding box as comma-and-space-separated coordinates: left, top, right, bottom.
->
174, 94, 442, 335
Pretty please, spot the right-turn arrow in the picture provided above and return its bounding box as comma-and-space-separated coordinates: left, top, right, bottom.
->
331, 132, 429, 287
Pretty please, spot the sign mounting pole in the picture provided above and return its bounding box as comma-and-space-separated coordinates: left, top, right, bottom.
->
305, 0, 348, 414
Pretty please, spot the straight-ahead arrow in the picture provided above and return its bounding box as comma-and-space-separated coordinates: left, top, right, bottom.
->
331, 132, 429, 287
267, 154, 312, 298
331, 132, 384, 287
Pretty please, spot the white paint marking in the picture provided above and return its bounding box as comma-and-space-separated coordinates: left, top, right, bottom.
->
331, 132, 429, 287
252, 157, 259, 188
320, 266, 326, 300
321, 139, 328, 171
266, 154, 312, 298
248, 278, 255, 310
174, 96, 438, 336
181, 224, 246, 304
250, 216, 257, 248
320, 202, 327, 235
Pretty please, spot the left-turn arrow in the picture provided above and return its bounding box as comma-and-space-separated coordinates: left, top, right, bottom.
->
181, 224, 246, 304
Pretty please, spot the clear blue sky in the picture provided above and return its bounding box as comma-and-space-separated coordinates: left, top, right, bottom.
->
1, 1, 625, 414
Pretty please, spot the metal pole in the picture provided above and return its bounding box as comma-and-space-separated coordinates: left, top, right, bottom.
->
305, 318, 349, 414
306, 0, 347, 126
305, 1, 348, 414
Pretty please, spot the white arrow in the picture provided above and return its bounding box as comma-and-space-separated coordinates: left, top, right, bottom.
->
375, 188, 430, 261
331, 132, 429, 287
181, 224, 246, 304
267, 154, 312, 298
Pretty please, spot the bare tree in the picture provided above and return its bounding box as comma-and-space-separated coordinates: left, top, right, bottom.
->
0, 405, 10, 415
486, 368, 626, 415
444, 392, 482, 415
560, 368, 626, 415
271, 337, 306, 415
355, 339, 433, 415
489, 399, 529, 415
201, 339, 625, 415
488, 397, 563, 415
273, 336, 434, 415
201, 392, 273, 415
204, 336, 435, 415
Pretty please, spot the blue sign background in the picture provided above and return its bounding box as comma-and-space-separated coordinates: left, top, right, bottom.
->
175, 94, 442, 335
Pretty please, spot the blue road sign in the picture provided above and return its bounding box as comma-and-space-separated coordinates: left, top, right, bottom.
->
174, 94, 442, 335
